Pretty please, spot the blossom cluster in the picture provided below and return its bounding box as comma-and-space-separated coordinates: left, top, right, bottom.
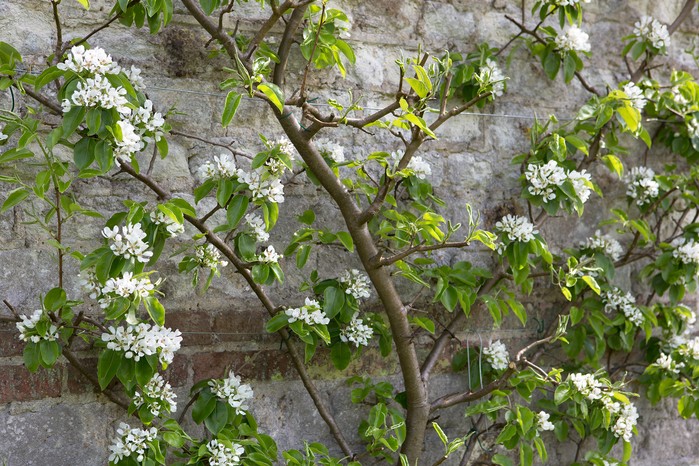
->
477, 58, 506, 97
16, 310, 59, 343
133, 373, 177, 417
198, 153, 286, 204
316, 138, 346, 163
537, 411, 555, 431
568, 375, 638, 443
99, 272, 154, 308
678, 337, 699, 360
581, 230, 623, 262
102, 223, 153, 263
339, 269, 371, 300
621, 82, 647, 112
274, 136, 295, 158
58, 46, 166, 162
525, 160, 591, 203
391, 150, 433, 179
257, 245, 282, 264
108, 422, 157, 464
549, 0, 590, 5
340, 314, 374, 347
495, 215, 537, 243
285, 298, 330, 326
672, 237, 699, 266
101, 323, 182, 366
245, 214, 269, 242
150, 209, 185, 237
208, 370, 254, 415
654, 352, 685, 375
483, 340, 509, 371
207, 439, 245, 466
195, 243, 229, 271
602, 288, 644, 327
633, 15, 670, 51
624, 166, 659, 206
554, 25, 591, 53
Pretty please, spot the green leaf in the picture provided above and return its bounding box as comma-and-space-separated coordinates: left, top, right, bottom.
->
62, 106, 86, 137
74, 137, 94, 170
216, 178, 234, 207
23, 342, 41, 372
258, 83, 285, 113
135, 356, 155, 386
226, 194, 249, 228
144, 297, 165, 326
252, 264, 270, 284
192, 389, 217, 423
39, 340, 61, 367
323, 286, 345, 319
336, 231, 354, 252
34, 66, 64, 90
440, 286, 458, 312
44, 287, 67, 311
298, 209, 316, 225
432, 422, 448, 447
330, 342, 351, 370
492, 453, 514, 466
205, 401, 229, 434
97, 349, 122, 390
581, 275, 601, 295
1, 187, 29, 213
602, 154, 624, 178
409, 316, 435, 334
74, 0, 90, 9
0, 147, 34, 164
222, 91, 242, 127
265, 312, 289, 333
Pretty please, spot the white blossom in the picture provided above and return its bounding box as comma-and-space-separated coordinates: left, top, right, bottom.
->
285, 297, 330, 326
198, 153, 237, 181
58, 45, 121, 75
655, 353, 684, 374
622, 82, 647, 112
602, 288, 644, 327
555, 25, 591, 53
207, 439, 245, 466
633, 16, 670, 51
687, 117, 699, 139
108, 422, 157, 464
679, 337, 699, 360
0, 131, 7, 142
672, 238, 699, 266
101, 323, 182, 366
16, 310, 58, 343
316, 138, 345, 163
245, 214, 269, 242
495, 215, 538, 243
257, 245, 282, 264
65, 74, 130, 114
124, 65, 146, 91
407, 156, 432, 179
274, 136, 295, 159
624, 166, 659, 206
99, 272, 154, 308
339, 269, 372, 300
195, 243, 228, 271
674, 304, 697, 325
568, 372, 603, 400
477, 58, 506, 97
581, 230, 623, 261
537, 411, 555, 431
114, 120, 144, 159
525, 160, 567, 202
237, 168, 285, 203
483, 340, 509, 371
133, 373, 177, 417
568, 169, 592, 203
78, 271, 101, 300
340, 314, 374, 347
550, 0, 591, 5
611, 403, 638, 442
208, 370, 254, 414
150, 210, 184, 237
129, 100, 165, 142
102, 223, 153, 263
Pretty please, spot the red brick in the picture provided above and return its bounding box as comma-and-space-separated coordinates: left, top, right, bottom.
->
191, 349, 295, 382
66, 357, 99, 394
163, 353, 190, 388
0, 320, 24, 357
167, 310, 215, 347
0, 364, 63, 402
212, 307, 271, 343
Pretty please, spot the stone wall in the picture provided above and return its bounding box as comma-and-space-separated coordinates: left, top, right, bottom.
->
1, 0, 699, 465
